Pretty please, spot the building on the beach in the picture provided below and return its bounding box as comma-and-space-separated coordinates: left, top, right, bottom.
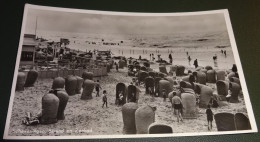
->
20, 34, 38, 66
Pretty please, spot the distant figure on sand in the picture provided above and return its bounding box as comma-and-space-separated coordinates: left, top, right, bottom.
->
169, 54, 173, 64
188, 56, 191, 65
206, 104, 214, 131
139, 55, 142, 60
172, 94, 183, 122
193, 59, 198, 68
95, 80, 102, 97
102, 90, 108, 108
224, 50, 227, 57
186, 52, 189, 55
213, 54, 217, 62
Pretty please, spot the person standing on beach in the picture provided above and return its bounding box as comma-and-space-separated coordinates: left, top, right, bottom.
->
102, 90, 108, 108
206, 104, 214, 131
188, 56, 191, 65
95, 80, 102, 97
224, 50, 227, 57
193, 59, 198, 68
169, 54, 173, 64
172, 94, 183, 122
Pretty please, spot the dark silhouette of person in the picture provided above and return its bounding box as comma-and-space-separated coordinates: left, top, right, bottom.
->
193, 59, 198, 68
232, 64, 237, 73
169, 54, 173, 63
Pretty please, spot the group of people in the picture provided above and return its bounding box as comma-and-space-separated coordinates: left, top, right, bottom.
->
221, 49, 227, 57
169, 86, 215, 130
94, 80, 108, 108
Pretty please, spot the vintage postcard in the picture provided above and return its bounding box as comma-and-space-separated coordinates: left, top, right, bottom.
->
3, 4, 257, 140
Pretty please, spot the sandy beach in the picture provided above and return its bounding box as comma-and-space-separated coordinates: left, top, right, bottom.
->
9, 65, 248, 136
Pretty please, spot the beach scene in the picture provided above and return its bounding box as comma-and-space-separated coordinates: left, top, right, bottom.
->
5, 5, 253, 138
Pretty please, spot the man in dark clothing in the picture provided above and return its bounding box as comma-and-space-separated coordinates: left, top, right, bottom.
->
169, 54, 173, 63
193, 59, 198, 68
232, 64, 238, 73
206, 104, 214, 131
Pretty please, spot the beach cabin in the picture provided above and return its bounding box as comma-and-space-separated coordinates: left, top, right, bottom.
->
20, 34, 37, 66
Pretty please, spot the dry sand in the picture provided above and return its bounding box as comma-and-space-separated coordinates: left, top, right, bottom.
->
8, 66, 248, 136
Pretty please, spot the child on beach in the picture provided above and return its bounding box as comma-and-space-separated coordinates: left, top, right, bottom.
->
206, 104, 214, 131
95, 80, 102, 97
102, 90, 108, 108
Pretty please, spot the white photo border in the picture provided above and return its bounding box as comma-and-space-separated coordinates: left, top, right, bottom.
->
3, 3, 258, 140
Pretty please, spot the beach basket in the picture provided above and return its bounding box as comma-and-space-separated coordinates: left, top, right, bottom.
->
82, 71, 93, 80
176, 65, 185, 76
145, 77, 155, 94
75, 76, 84, 94
16, 72, 26, 91
193, 71, 206, 85
41, 93, 59, 124
229, 82, 240, 103
159, 80, 173, 97
206, 70, 216, 83
196, 84, 213, 108
122, 103, 138, 134
235, 113, 251, 130
216, 70, 226, 81
81, 79, 95, 100
65, 75, 77, 96
55, 90, 69, 120
181, 92, 197, 119
135, 105, 156, 134
52, 77, 65, 90
24, 69, 38, 87
148, 123, 173, 134
214, 113, 236, 131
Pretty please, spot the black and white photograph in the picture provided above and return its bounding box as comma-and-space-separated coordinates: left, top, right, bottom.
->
3, 4, 257, 139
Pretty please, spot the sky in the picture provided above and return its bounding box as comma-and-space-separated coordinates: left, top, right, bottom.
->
25, 8, 228, 35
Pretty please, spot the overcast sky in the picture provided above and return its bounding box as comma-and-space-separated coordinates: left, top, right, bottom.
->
25, 8, 228, 35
